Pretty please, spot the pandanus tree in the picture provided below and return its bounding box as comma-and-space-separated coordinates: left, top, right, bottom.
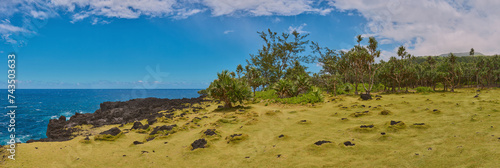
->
207, 70, 251, 108
360, 36, 381, 95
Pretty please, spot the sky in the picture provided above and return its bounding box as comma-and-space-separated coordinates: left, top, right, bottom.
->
0, 0, 499, 89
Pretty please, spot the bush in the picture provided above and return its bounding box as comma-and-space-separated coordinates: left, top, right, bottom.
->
416, 87, 434, 93
256, 85, 323, 104
207, 70, 252, 108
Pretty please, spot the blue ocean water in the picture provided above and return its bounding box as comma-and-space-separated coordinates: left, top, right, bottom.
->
0, 89, 201, 145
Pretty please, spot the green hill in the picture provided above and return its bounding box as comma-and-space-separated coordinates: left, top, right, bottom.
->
439, 52, 484, 57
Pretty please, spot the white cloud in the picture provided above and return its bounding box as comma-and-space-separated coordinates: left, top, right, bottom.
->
223, 30, 234, 34
202, 0, 332, 16
288, 23, 309, 34
329, 0, 500, 56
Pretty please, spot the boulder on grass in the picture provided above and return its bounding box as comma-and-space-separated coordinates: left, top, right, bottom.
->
360, 94, 372, 100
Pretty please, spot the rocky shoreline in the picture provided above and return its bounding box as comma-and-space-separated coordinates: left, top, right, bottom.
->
27, 96, 210, 143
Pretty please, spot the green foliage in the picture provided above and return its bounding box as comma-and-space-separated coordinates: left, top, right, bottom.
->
197, 89, 208, 97
255, 87, 323, 104
207, 70, 252, 108
273, 74, 311, 98
416, 87, 435, 93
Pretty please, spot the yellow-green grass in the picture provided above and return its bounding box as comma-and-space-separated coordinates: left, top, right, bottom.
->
1, 88, 499, 167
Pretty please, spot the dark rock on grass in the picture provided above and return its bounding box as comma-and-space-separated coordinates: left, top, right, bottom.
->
474, 94, 479, 98
314, 140, 332, 146
278, 134, 284, 138
230, 134, 243, 138
380, 110, 391, 115
277, 154, 281, 158
375, 95, 382, 98
204, 129, 217, 136
147, 118, 157, 125
343, 141, 355, 146
376, 98, 381, 100
150, 124, 177, 135
131, 122, 143, 130
100, 127, 121, 136
217, 105, 224, 108
361, 105, 365, 107
300, 120, 307, 122
133, 141, 144, 145
433, 109, 439, 112
390, 120, 402, 125
191, 139, 207, 150
360, 94, 372, 100
141, 124, 150, 130
381, 132, 386, 135
351, 111, 370, 117
341, 118, 348, 121
146, 137, 155, 142
413, 123, 425, 125
84, 136, 90, 141
360, 124, 374, 128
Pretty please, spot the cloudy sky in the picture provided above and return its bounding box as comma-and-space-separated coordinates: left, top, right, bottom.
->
1, 0, 498, 89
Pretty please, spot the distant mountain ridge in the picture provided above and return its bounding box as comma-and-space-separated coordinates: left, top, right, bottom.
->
438, 52, 484, 57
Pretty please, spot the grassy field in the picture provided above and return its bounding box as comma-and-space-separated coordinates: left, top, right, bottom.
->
1, 88, 499, 167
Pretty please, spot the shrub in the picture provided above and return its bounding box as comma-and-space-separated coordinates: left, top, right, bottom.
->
207, 70, 252, 108
416, 87, 434, 93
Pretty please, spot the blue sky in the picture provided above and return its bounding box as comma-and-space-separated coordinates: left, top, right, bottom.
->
1, 0, 498, 89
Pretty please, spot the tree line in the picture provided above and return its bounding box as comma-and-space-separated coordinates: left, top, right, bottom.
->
203, 29, 500, 107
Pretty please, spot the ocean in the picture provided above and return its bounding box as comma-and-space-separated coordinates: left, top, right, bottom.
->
0, 89, 201, 145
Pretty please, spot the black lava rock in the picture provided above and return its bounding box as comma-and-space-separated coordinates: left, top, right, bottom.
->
314, 140, 331, 146
343, 141, 355, 146
133, 141, 144, 145
360, 94, 372, 100
150, 124, 177, 135
131, 122, 143, 130
360, 124, 374, 128
191, 139, 207, 150
204, 129, 217, 136
390, 120, 402, 125
100, 127, 121, 136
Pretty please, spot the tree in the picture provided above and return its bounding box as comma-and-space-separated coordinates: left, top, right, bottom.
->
207, 70, 251, 108
245, 67, 263, 97
236, 64, 244, 79
311, 41, 341, 96
470, 48, 474, 56
361, 36, 381, 95
247, 29, 311, 88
